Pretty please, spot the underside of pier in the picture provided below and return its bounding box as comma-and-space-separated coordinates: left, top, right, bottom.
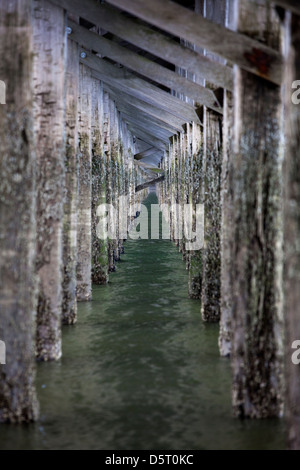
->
0, 0, 300, 450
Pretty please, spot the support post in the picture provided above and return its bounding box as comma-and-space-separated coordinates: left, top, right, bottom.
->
231, 0, 284, 418
92, 78, 109, 284
33, 0, 66, 360
77, 63, 92, 301
219, 90, 234, 356
0, 0, 39, 423
283, 11, 300, 449
62, 37, 79, 324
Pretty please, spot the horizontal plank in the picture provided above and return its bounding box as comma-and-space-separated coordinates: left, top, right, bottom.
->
117, 106, 179, 136
120, 111, 174, 140
106, 0, 283, 85
135, 147, 163, 161
135, 139, 152, 154
123, 114, 171, 142
134, 159, 160, 169
69, 21, 222, 112
104, 83, 186, 130
272, 0, 300, 14
107, 93, 181, 135
134, 160, 163, 176
136, 175, 165, 193
81, 52, 200, 123
127, 124, 168, 150
50, 0, 233, 89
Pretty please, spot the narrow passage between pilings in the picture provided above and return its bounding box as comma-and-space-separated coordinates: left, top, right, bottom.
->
0, 193, 285, 450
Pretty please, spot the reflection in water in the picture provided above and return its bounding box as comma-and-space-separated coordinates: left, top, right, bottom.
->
0, 193, 285, 449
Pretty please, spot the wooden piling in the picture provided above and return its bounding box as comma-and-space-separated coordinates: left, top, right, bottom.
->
77, 63, 92, 301
219, 90, 234, 357
91, 78, 109, 285
231, 0, 284, 418
62, 37, 79, 325
283, 11, 300, 450
0, 0, 39, 423
33, 0, 66, 361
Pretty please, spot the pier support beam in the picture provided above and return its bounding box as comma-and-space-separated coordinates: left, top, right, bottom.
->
188, 123, 204, 299
284, 11, 300, 450
200, 0, 225, 323
62, 37, 79, 325
218, 0, 236, 357
201, 109, 222, 322
219, 90, 234, 357
92, 78, 108, 284
77, 63, 92, 301
33, 0, 66, 360
0, 0, 39, 423
231, 0, 284, 418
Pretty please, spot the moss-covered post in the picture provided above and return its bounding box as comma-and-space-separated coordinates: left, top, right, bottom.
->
169, 137, 176, 242
218, 0, 236, 356
110, 101, 120, 267
188, 122, 204, 299
33, 0, 66, 360
127, 131, 136, 235
77, 63, 92, 301
283, 11, 300, 450
118, 118, 127, 255
185, 123, 193, 266
0, 0, 39, 423
103, 93, 114, 272
179, 130, 185, 257
231, 0, 284, 418
200, 0, 225, 323
201, 107, 222, 322
91, 78, 108, 284
219, 90, 233, 357
173, 134, 181, 247
62, 37, 79, 325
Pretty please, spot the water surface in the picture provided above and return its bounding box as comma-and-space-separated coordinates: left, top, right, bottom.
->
0, 193, 286, 449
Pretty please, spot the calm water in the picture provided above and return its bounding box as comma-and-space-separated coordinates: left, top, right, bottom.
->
0, 193, 286, 449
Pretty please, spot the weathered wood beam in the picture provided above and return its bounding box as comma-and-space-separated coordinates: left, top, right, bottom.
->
82, 52, 200, 123
62, 38, 79, 325
104, 83, 185, 131
219, 89, 233, 357
199, 1, 226, 324
136, 175, 165, 193
69, 21, 222, 113
77, 63, 92, 302
124, 116, 171, 142
283, 12, 300, 450
272, 0, 300, 15
91, 78, 108, 285
0, 0, 39, 423
230, 0, 284, 419
106, 0, 283, 85
50, 0, 233, 90
121, 114, 176, 139
34, 0, 66, 361
135, 147, 163, 161
127, 124, 168, 150
108, 93, 181, 135
119, 111, 175, 140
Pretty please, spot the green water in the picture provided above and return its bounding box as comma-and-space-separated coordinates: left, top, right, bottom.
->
0, 193, 286, 449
